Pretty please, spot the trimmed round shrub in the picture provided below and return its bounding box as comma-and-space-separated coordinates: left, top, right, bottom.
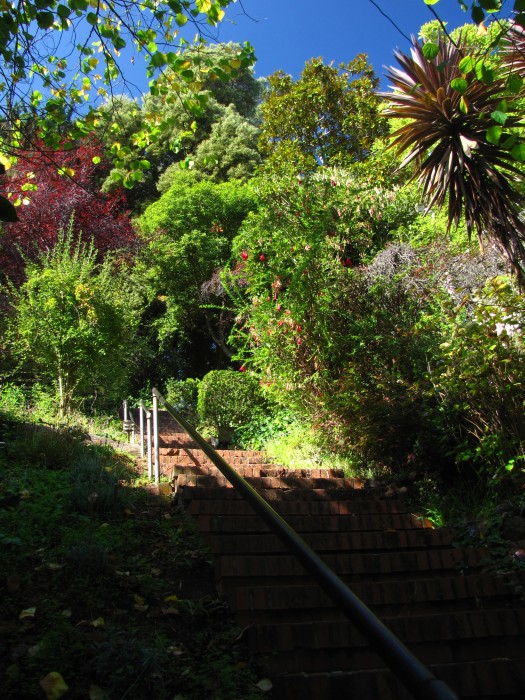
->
197, 370, 264, 437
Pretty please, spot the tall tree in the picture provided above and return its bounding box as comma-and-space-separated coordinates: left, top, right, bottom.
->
96, 43, 262, 202
136, 175, 257, 377
0, 1, 253, 186
259, 56, 387, 174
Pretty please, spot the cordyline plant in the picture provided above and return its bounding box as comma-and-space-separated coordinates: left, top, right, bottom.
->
383, 34, 525, 282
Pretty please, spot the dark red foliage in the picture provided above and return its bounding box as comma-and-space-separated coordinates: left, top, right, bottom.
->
0, 140, 138, 286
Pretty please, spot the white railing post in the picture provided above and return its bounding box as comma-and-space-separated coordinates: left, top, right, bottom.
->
139, 401, 145, 459
152, 390, 160, 484
146, 409, 152, 479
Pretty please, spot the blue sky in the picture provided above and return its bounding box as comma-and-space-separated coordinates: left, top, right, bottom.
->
208, 0, 512, 87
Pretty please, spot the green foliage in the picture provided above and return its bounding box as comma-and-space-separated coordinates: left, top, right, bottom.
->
137, 178, 257, 369
7, 226, 141, 414
420, 274, 525, 478
197, 369, 265, 433
97, 43, 261, 199
191, 104, 262, 182
0, 383, 26, 418
165, 377, 200, 417
0, 3, 255, 188
259, 56, 387, 174
226, 170, 422, 440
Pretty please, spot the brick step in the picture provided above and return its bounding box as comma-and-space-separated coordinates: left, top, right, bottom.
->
153, 431, 525, 698
271, 658, 525, 700
214, 548, 488, 582
160, 447, 270, 462
226, 572, 525, 615
247, 607, 525, 653
253, 623, 525, 676
177, 486, 382, 503
193, 512, 433, 535
225, 573, 522, 623
174, 472, 364, 491
169, 464, 347, 479
185, 496, 419, 517
205, 528, 455, 555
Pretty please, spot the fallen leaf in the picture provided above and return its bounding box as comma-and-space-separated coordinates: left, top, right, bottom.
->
167, 645, 184, 656
91, 617, 105, 627
89, 683, 108, 700
19, 607, 36, 620
161, 606, 179, 615
39, 672, 69, 700
150, 568, 161, 576
133, 593, 148, 611
47, 563, 63, 570
164, 594, 178, 602
256, 678, 273, 692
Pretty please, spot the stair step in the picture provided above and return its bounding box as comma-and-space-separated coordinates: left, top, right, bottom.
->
214, 548, 488, 580
194, 512, 434, 534
154, 424, 525, 699
226, 572, 523, 621
175, 473, 362, 490
271, 658, 525, 699
246, 607, 525, 653
186, 496, 414, 516
205, 528, 455, 555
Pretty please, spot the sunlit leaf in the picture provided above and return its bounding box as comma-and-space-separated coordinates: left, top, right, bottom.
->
39, 672, 69, 700
19, 606, 37, 619
256, 678, 273, 692
422, 43, 440, 60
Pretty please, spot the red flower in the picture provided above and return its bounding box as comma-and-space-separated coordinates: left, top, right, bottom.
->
239, 365, 247, 372
241, 250, 249, 261
259, 253, 266, 262
342, 257, 352, 268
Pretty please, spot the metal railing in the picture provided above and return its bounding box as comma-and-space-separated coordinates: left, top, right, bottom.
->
130, 388, 459, 700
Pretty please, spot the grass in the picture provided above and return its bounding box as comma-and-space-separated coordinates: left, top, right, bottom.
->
0, 414, 269, 700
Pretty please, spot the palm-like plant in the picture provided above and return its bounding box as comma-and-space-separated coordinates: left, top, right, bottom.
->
383, 35, 525, 281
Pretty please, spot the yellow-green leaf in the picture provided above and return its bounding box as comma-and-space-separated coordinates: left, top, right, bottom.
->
39, 672, 69, 700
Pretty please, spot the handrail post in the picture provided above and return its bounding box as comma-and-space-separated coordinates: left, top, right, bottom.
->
146, 409, 152, 479
152, 390, 160, 484
139, 401, 145, 459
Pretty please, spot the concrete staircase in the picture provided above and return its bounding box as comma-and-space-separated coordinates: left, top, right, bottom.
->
156, 411, 525, 699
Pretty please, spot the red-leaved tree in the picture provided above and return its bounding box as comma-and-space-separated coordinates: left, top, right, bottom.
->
0, 140, 138, 286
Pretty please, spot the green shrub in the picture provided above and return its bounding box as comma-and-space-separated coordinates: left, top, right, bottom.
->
0, 383, 26, 418
165, 377, 200, 417
421, 275, 525, 482
197, 370, 265, 439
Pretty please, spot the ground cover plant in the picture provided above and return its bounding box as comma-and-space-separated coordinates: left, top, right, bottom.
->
0, 414, 268, 699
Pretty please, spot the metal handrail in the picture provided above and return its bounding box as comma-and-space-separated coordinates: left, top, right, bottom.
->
153, 388, 459, 700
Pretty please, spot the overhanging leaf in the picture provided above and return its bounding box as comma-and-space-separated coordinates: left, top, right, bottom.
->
422, 43, 440, 61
